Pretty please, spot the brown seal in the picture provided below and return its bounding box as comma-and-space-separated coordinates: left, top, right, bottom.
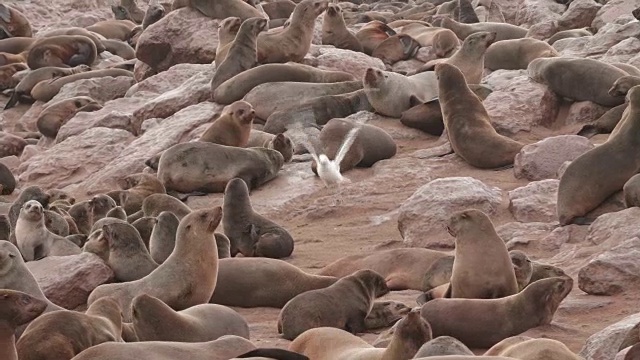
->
86, 20, 137, 41
26, 35, 97, 69
528, 57, 627, 107
139, 193, 191, 219
101, 39, 135, 60
440, 16, 527, 41
131, 217, 156, 249
277, 269, 389, 340
210, 257, 338, 308
142, 1, 166, 29
215, 17, 242, 65
112, 0, 145, 24
16, 297, 123, 360
485, 337, 580, 359
485, 38, 558, 71
131, 293, 249, 342
624, 174, 640, 207
319, 248, 448, 291
30, 68, 134, 102
187, 0, 264, 20
87, 207, 223, 322
608, 75, 640, 98
0, 4, 32, 38
7, 186, 50, 246
0, 289, 47, 360
157, 142, 284, 194
420, 276, 573, 348
577, 103, 627, 138
40, 27, 106, 53
36, 96, 102, 138
213, 63, 354, 105
68, 194, 117, 235
223, 177, 294, 258
356, 20, 396, 55
0, 162, 15, 196
322, 4, 363, 52
107, 173, 166, 215
414, 336, 474, 357
529, 261, 567, 284
546, 28, 592, 45
0, 37, 35, 54
625, 344, 640, 360
364, 300, 411, 330
509, 250, 533, 291
198, 101, 255, 147
557, 85, 640, 225
0, 63, 27, 91
290, 310, 431, 359
0, 132, 27, 159
246, 130, 294, 162
371, 33, 420, 65
0, 52, 26, 66
149, 211, 180, 264
437, 62, 524, 168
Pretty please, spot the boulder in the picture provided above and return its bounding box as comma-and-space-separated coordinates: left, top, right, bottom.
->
579, 237, 640, 295
580, 312, 640, 360
508, 179, 559, 223
514, 135, 595, 181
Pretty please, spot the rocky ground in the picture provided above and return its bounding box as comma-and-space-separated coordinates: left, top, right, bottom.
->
2, 0, 640, 358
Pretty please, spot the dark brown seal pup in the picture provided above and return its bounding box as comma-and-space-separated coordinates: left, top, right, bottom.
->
0, 4, 32, 38
0, 62, 27, 91
101, 39, 135, 59
107, 173, 166, 215
420, 276, 573, 348
356, 20, 396, 55
0, 289, 47, 360
36, 96, 102, 138
142, 1, 166, 29
246, 130, 294, 162
198, 101, 255, 147
0, 162, 16, 195
371, 34, 421, 65
322, 4, 363, 52
223, 178, 293, 258
26, 35, 97, 69
436, 62, 523, 168
277, 269, 389, 340
112, 0, 145, 23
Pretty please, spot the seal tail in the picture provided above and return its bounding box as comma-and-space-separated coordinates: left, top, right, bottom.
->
4, 91, 19, 110
235, 348, 309, 360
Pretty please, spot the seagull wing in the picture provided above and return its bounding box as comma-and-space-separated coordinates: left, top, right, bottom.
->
334, 123, 363, 166
292, 124, 321, 164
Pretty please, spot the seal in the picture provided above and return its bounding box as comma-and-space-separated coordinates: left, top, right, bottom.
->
15, 200, 81, 261
213, 63, 354, 105
30, 68, 134, 102
0, 52, 25, 66
113, 0, 145, 24
40, 27, 106, 53
0, 132, 27, 159
444, 209, 518, 299
0, 289, 47, 360
86, 20, 137, 41
131, 216, 156, 249
0, 63, 27, 91
547, 28, 592, 45
322, 4, 363, 52
142, 1, 166, 29
149, 211, 179, 264
625, 344, 640, 360
440, 16, 527, 41
108, 173, 166, 215
131, 293, 249, 342
210, 257, 338, 308
624, 173, 640, 207
509, 250, 533, 291
67, 200, 94, 235
436, 62, 524, 168
557, 85, 640, 225
483, 335, 533, 356
528, 57, 627, 107
363, 67, 437, 118
16, 297, 123, 360
0, 4, 32, 38
188, 0, 264, 20
210, 17, 268, 92
364, 301, 411, 329
246, 130, 294, 162
419, 276, 573, 348
157, 142, 284, 194
0, 162, 15, 195
0, 37, 35, 54
215, 17, 242, 65
290, 310, 431, 359
608, 75, 640, 98
484, 37, 558, 71
43, 210, 70, 237
356, 20, 396, 55
101, 39, 136, 60
407, 26, 459, 58
319, 248, 448, 291
223, 178, 294, 258
87, 207, 223, 322
256, 0, 328, 64
7, 186, 50, 246
277, 269, 389, 340
371, 34, 420, 65
36, 96, 102, 138
198, 101, 255, 147
26, 35, 97, 69
414, 336, 474, 357
577, 103, 627, 138
485, 337, 580, 359
83, 221, 158, 282
142, 193, 192, 219
422, 255, 455, 292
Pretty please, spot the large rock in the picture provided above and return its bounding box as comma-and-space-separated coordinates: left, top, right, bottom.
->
514, 135, 595, 181
600, 37, 640, 65
515, 0, 565, 28
585, 207, 640, 246
26, 253, 114, 309
50, 76, 135, 104
135, 8, 219, 73
398, 177, 503, 248
580, 312, 640, 360
18, 128, 135, 191
508, 179, 559, 223
557, 0, 602, 31
305, 46, 385, 79
592, 0, 640, 31
564, 101, 609, 126
497, 221, 558, 247
578, 237, 640, 295
554, 21, 640, 58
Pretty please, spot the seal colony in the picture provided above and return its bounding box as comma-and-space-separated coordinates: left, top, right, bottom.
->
0, 0, 636, 358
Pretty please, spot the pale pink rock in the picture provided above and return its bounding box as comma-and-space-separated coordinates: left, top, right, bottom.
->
392, 59, 424, 75
564, 101, 609, 126
26, 253, 114, 309
135, 8, 219, 73
579, 311, 640, 359
50, 76, 135, 104
10, 102, 46, 133
557, 0, 602, 31
508, 179, 559, 223
585, 207, 640, 246
600, 37, 640, 65
515, 0, 565, 28
578, 237, 640, 295
127, 64, 211, 97
19, 145, 41, 162
497, 221, 557, 247
514, 135, 595, 181
526, 20, 558, 40
18, 128, 134, 191
312, 47, 385, 79
134, 60, 157, 82
554, 21, 640, 58
592, 0, 640, 31
398, 177, 503, 248
492, 0, 524, 23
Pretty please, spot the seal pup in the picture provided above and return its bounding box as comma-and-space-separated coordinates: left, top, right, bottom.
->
149, 211, 180, 264
364, 301, 411, 329
0, 4, 32, 38
246, 130, 294, 162
608, 75, 640, 98
101, 39, 135, 59
445, 209, 518, 299
363, 67, 437, 118
414, 336, 474, 357
509, 250, 533, 291
26, 35, 98, 69
131, 293, 249, 342
15, 200, 81, 261
210, 258, 338, 308
0, 289, 47, 360
85, 20, 137, 41
16, 297, 123, 360
577, 103, 627, 138
223, 178, 294, 258
215, 17, 242, 64
440, 16, 527, 41
210, 17, 268, 92
420, 276, 573, 348
141, 193, 191, 219
289, 310, 431, 359
36, 96, 102, 138
114, 0, 145, 23
322, 4, 363, 52
0, 162, 15, 195
109, 173, 166, 215
87, 207, 223, 322
371, 34, 421, 65
7, 186, 50, 246
198, 101, 255, 147
436, 62, 524, 168
624, 174, 640, 207
356, 20, 396, 55
557, 85, 640, 225
142, 0, 166, 29
277, 269, 389, 340
0, 63, 27, 91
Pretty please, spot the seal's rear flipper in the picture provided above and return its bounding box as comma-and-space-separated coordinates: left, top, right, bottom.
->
236, 348, 309, 360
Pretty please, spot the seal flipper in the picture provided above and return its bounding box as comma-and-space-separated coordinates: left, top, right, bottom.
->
443, 283, 452, 298
236, 348, 309, 360
4, 90, 19, 110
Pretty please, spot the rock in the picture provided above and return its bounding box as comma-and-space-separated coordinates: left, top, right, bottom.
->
592, 0, 640, 31
134, 60, 157, 82
578, 237, 640, 295
135, 8, 219, 73
514, 135, 595, 181
554, 21, 640, 58
483, 72, 560, 135
600, 37, 640, 65
515, 0, 565, 28
305, 46, 385, 79
126, 64, 211, 97
526, 20, 559, 40
579, 312, 640, 360
51, 76, 135, 104
508, 179, 559, 223
398, 177, 503, 248
585, 207, 640, 246
392, 59, 424, 75
558, 0, 602, 31
18, 128, 135, 191
497, 221, 558, 246
563, 101, 609, 126
26, 253, 114, 309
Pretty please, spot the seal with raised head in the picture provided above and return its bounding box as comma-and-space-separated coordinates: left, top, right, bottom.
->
246, 130, 294, 162
36, 96, 102, 138
420, 276, 573, 348
30, 68, 134, 102
322, 4, 363, 52
223, 178, 294, 258
356, 20, 396, 55
26, 35, 97, 69
198, 101, 255, 147
0, 4, 32, 38
7, 186, 50, 246
436, 62, 524, 168
157, 142, 284, 194
88, 207, 223, 322
363, 67, 437, 118
277, 269, 389, 340
112, 0, 145, 23
16, 297, 123, 360
215, 17, 242, 65
557, 85, 640, 225
132, 293, 249, 342
0, 289, 47, 360
142, 1, 166, 29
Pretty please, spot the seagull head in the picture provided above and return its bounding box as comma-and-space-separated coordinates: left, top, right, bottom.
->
318, 154, 331, 166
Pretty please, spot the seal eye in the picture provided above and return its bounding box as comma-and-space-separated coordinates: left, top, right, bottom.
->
8, 253, 15, 258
